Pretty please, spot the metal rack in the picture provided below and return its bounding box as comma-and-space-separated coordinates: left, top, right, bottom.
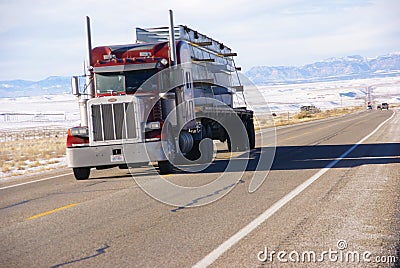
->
136, 25, 237, 63
136, 24, 245, 102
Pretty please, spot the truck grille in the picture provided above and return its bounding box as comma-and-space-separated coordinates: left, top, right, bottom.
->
91, 102, 138, 142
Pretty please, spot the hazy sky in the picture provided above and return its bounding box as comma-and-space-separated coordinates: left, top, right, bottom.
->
0, 0, 399, 81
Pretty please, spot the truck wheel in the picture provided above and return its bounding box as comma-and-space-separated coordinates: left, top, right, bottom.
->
199, 138, 214, 163
185, 125, 210, 161
246, 118, 255, 150
227, 137, 232, 152
205, 124, 212, 139
158, 160, 174, 175
186, 139, 213, 163
186, 140, 201, 160
227, 126, 248, 152
227, 136, 245, 152
73, 167, 91, 180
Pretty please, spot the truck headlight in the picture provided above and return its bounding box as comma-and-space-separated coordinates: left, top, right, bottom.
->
145, 122, 161, 131
68, 127, 89, 138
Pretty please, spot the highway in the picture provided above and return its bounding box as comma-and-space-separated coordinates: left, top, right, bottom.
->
0, 109, 399, 267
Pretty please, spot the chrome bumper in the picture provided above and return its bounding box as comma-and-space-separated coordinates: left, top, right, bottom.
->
66, 141, 166, 168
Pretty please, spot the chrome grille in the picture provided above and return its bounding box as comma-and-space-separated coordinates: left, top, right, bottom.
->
91, 102, 138, 142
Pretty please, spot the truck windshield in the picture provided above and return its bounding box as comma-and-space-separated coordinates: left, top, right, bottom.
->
95, 69, 158, 94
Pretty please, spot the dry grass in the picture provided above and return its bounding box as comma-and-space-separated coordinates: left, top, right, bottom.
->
255, 106, 364, 130
0, 129, 67, 176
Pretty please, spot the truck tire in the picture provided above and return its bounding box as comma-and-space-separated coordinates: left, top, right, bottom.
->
73, 167, 91, 180
227, 136, 246, 152
186, 140, 201, 160
227, 122, 248, 152
227, 137, 232, 152
185, 125, 213, 162
199, 138, 214, 163
246, 118, 255, 150
205, 124, 213, 139
185, 139, 214, 163
158, 160, 174, 175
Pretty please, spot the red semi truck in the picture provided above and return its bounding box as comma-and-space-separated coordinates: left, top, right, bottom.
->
67, 11, 255, 180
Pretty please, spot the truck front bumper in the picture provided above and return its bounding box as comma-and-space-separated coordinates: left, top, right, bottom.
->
66, 141, 167, 168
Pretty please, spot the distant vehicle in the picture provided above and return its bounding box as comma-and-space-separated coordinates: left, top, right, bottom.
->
377, 105, 381, 110
381, 103, 389, 110
367, 105, 372, 110
300, 105, 320, 113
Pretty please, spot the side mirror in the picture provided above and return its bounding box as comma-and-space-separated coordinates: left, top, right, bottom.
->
71, 76, 80, 96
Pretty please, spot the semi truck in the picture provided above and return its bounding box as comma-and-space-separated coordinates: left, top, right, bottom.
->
66, 11, 255, 180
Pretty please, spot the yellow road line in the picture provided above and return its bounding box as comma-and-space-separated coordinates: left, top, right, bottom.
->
27, 203, 78, 220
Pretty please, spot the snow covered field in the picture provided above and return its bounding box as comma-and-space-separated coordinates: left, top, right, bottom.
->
0, 94, 79, 130
0, 95, 78, 178
249, 76, 400, 114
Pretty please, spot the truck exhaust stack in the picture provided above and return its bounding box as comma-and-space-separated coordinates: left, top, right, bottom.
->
168, 10, 177, 67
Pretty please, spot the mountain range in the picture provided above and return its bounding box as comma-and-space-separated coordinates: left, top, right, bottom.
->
0, 52, 399, 97
0, 76, 71, 98
245, 52, 400, 85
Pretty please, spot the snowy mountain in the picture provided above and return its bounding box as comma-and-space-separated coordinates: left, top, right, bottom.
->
0, 76, 71, 98
246, 52, 400, 85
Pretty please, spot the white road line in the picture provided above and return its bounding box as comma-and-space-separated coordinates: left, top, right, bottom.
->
193, 111, 396, 268
0, 173, 73, 190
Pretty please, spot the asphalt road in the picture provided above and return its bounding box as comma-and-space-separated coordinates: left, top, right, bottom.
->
0, 109, 398, 267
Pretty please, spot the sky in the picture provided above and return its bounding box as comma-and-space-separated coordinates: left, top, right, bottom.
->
0, 0, 399, 81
